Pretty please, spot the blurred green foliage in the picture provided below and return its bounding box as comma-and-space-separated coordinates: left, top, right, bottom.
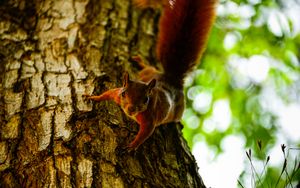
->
182, 0, 300, 186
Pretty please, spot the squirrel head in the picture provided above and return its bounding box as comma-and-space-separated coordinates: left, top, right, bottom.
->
120, 72, 156, 117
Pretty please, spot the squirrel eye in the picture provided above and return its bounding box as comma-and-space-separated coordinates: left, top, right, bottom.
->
121, 91, 126, 97
144, 97, 149, 104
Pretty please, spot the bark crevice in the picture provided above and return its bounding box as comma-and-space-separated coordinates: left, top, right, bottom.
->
0, 0, 205, 187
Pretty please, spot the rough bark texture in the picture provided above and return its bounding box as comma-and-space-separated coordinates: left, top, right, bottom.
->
0, 0, 205, 187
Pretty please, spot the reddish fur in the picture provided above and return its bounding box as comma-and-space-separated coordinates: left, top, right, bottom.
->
86, 88, 122, 104
157, 0, 217, 88
127, 113, 155, 149
86, 0, 217, 150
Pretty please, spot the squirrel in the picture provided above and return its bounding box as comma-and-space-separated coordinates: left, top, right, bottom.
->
85, 0, 217, 150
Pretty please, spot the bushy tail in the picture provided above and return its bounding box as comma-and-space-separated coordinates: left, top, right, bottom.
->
157, 0, 217, 88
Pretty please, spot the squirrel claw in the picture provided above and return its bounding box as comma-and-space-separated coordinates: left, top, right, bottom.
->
82, 94, 93, 101
117, 145, 137, 156
125, 145, 136, 153
82, 94, 94, 101
131, 55, 148, 69
131, 55, 143, 63
83, 94, 104, 102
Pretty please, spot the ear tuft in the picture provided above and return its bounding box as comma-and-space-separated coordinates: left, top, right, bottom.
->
147, 79, 156, 91
123, 72, 130, 87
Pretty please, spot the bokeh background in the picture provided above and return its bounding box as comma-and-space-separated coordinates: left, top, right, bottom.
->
181, 0, 300, 187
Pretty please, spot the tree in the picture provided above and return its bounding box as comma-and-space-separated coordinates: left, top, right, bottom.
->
0, 0, 206, 187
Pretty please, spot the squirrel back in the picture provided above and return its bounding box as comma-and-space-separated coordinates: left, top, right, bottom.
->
157, 0, 217, 88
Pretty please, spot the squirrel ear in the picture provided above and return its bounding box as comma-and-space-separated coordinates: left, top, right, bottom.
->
147, 79, 156, 92
123, 72, 130, 87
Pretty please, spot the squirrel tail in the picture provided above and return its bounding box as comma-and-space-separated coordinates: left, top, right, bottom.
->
157, 0, 217, 88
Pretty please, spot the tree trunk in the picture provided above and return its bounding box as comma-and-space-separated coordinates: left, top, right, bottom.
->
0, 0, 205, 187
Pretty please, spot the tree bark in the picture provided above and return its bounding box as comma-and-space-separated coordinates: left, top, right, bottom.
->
0, 0, 205, 187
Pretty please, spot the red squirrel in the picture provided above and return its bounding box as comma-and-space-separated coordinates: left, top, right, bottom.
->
86, 0, 217, 150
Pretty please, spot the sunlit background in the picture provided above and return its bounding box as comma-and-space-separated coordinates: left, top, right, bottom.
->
182, 0, 300, 187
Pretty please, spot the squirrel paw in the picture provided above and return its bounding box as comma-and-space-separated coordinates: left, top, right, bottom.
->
117, 145, 137, 156
83, 94, 104, 102
131, 55, 147, 69
82, 94, 92, 100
